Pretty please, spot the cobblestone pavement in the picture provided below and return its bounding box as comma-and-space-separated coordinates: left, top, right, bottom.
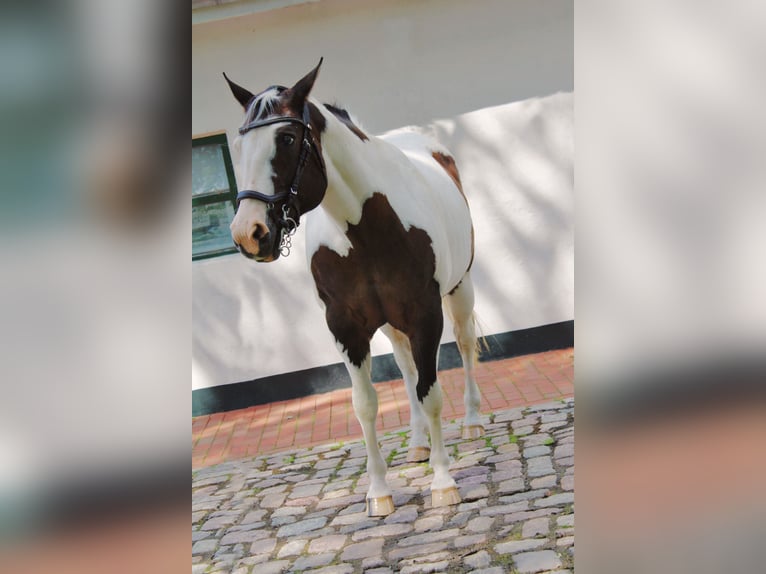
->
192, 398, 574, 573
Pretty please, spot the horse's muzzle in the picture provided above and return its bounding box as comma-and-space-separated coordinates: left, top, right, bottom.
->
233, 219, 281, 262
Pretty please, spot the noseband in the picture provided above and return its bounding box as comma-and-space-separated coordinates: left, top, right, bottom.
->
235, 102, 327, 257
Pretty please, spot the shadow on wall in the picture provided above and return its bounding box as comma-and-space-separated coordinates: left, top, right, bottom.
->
193, 245, 340, 387
428, 92, 574, 338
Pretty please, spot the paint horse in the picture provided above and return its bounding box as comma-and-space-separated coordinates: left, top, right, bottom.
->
225, 60, 484, 515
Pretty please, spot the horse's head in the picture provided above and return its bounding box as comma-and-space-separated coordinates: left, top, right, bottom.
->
224, 60, 327, 262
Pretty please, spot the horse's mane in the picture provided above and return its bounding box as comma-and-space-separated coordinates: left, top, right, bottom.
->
324, 103, 369, 141
244, 90, 368, 140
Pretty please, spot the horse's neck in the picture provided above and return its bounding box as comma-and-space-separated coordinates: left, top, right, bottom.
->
318, 107, 387, 226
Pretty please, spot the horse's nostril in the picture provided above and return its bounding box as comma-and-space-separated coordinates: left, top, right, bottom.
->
252, 223, 268, 241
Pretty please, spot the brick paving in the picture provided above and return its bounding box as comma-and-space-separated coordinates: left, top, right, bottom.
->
192, 398, 575, 573
193, 348, 574, 469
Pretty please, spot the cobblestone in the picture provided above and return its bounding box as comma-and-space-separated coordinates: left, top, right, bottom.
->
526, 456, 555, 477
513, 549, 562, 572
340, 538, 384, 561
277, 538, 307, 557
192, 539, 218, 555
535, 492, 575, 508
523, 445, 551, 458
495, 538, 546, 554
529, 475, 557, 489
464, 549, 492, 569
454, 533, 488, 548
308, 534, 348, 554
466, 515, 495, 533
388, 542, 449, 561
291, 552, 336, 570
276, 516, 328, 537
522, 516, 550, 538
352, 522, 412, 541
192, 403, 575, 572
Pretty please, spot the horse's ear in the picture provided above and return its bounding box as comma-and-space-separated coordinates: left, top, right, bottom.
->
223, 73, 254, 110
287, 58, 323, 109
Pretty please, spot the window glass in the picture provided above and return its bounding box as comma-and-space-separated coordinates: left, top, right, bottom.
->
193, 201, 236, 256
192, 144, 230, 197
192, 135, 237, 259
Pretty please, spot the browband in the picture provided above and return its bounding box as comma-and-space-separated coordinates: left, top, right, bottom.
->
238, 115, 305, 136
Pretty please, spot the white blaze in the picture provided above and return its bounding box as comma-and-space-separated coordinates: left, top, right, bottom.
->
229, 125, 280, 253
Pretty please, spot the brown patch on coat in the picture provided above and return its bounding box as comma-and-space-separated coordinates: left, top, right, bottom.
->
431, 151, 464, 195
310, 193, 442, 400
432, 151, 475, 276
325, 104, 369, 141
265, 101, 328, 218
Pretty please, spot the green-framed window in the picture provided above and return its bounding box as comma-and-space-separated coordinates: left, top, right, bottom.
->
192, 133, 239, 260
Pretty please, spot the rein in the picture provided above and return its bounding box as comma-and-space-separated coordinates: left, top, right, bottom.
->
235, 103, 326, 257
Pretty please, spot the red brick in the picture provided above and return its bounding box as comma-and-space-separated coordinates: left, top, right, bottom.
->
192, 349, 575, 469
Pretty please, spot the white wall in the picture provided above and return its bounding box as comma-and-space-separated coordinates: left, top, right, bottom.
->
193, 0, 573, 136
192, 0, 573, 391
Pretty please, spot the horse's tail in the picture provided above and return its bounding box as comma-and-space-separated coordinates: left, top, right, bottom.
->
472, 311, 491, 363
443, 295, 490, 365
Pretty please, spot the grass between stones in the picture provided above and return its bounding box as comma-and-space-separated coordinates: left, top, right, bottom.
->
506, 523, 523, 540
494, 551, 520, 573
558, 547, 574, 569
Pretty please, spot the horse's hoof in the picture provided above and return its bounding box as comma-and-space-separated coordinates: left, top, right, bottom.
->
462, 424, 485, 439
406, 446, 431, 463
431, 486, 461, 508
366, 495, 395, 517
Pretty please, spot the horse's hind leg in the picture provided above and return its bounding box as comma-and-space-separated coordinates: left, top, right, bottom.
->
444, 272, 485, 439
343, 352, 394, 516
381, 324, 430, 462
410, 308, 461, 508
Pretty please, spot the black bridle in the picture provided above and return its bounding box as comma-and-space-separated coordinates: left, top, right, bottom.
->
235, 102, 327, 257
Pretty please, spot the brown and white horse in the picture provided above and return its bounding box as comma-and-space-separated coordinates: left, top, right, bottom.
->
225, 60, 484, 515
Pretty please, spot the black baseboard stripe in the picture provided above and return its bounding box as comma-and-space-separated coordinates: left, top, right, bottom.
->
192, 320, 573, 417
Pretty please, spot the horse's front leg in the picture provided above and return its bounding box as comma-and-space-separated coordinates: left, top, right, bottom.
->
410, 308, 461, 508
380, 324, 430, 462
343, 352, 394, 516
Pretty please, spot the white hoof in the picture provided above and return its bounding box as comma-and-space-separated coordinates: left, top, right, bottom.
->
366, 495, 395, 517
461, 424, 485, 439
406, 446, 431, 463
431, 486, 461, 508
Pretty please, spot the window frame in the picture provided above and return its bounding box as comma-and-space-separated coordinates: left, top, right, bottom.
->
192, 133, 239, 261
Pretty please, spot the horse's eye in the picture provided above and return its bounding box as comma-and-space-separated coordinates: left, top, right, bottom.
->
280, 133, 295, 146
